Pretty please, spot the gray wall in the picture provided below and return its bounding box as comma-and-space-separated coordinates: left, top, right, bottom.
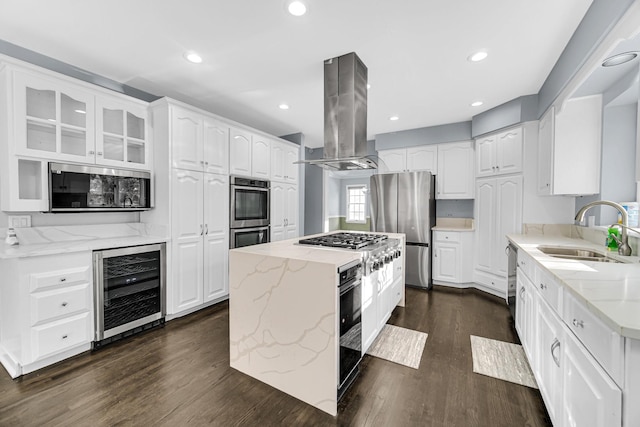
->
584, 103, 638, 226
537, 0, 635, 117
471, 95, 538, 137
338, 177, 372, 217
304, 147, 324, 235
326, 175, 341, 218
375, 122, 471, 150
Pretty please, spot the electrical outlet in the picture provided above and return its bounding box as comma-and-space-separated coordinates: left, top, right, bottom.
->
8, 215, 31, 228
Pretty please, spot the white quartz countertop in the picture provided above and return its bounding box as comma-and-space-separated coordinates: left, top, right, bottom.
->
432, 217, 474, 232
0, 224, 169, 259
507, 233, 640, 340
231, 231, 405, 268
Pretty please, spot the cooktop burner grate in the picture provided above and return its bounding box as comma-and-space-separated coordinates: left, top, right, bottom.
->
298, 232, 388, 250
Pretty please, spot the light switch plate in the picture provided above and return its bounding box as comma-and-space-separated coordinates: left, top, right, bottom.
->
8, 215, 31, 228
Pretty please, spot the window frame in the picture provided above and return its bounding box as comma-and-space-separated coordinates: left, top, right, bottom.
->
345, 184, 367, 224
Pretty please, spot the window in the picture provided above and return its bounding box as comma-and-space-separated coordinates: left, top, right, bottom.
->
346, 185, 367, 223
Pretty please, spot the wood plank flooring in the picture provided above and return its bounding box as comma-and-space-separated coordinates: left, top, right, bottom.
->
0, 287, 551, 426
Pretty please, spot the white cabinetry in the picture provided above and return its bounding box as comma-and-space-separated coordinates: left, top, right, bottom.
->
377, 145, 437, 173
171, 170, 229, 313
229, 127, 271, 178
0, 64, 150, 212
95, 95, 150, 170
537, 95, 602, 195
515, 249, 624, 427
0, 252, 93, 378
171, 106, 229, 174
270, 182, 298, 242
476, 126, 522, 177
436, 141, 474, 199
432, 231, 473, 284
474, 175, 522, 296
378, 141, 474, 199
271, 140, 299, 183
143, 98, 230, 318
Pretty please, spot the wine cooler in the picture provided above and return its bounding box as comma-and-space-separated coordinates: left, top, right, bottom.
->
93, 243, 166, 348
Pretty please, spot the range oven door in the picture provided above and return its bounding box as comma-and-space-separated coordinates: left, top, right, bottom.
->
230, 176, 270, 228
230, 226, 270, 249
338, 261, 362, 399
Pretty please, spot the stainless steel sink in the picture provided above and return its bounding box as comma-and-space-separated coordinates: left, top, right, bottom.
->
537, 246, 623, 263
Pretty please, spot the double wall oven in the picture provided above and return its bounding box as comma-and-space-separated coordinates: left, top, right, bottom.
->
230, 176, 270, 248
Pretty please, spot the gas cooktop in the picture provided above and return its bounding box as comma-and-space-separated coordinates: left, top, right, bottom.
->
298, 232, 388, 250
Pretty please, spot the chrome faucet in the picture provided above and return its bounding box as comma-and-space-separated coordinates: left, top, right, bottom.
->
575, 200, 632, 256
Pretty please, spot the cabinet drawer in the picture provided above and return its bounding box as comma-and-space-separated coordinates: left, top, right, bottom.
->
535, 269, 562, 314
516, 250, 534, 280
30, 265, 91, 291
563, 291, 624, 387
30, 283, 91, 326
30, 313, 91, 362
434, 231, 460, 243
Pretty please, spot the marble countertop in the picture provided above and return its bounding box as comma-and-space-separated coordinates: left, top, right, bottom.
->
432, 217, 474, 232
507, 233, 640, 340
231, 231, 405, 268
0, 223, 169, 259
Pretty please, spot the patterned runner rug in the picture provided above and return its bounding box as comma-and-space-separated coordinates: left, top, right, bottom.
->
470, 335, 538, 389
367, 324, 428, 369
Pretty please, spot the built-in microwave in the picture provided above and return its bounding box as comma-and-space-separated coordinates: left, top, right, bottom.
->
230, 176, 270, 228
49, 162, 151, 212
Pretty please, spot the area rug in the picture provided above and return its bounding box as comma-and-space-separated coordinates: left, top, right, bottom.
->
470, 335, 538, 389
366, 324, 428, 369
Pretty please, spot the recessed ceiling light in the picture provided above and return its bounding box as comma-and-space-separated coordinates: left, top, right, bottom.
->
389, 116, 399, 121
468, 51, 488, 62
602, 52, 638, 67
184, 52, 203, 64
279, 103, 290, 110
471, 101, 483, 107
288, 1, 307, 16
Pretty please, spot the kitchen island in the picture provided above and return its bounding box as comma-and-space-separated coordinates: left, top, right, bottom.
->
228, 231, 405, 416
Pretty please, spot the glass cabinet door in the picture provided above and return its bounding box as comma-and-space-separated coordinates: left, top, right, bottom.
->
96, 98, 148, 170
15, 71, 95, 162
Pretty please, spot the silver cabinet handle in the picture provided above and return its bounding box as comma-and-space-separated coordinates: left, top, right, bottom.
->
97, 151, 103, 156
200, 224, 203, 235
519, 287, 525, 297
572, 319, 584, 328
550, 338, 561, 367
60, 277, 67, 282
200, 160, 205, 165
492, 166, 496, 171
204, 224, 208, 235
62, 334, 68, 340
61, 302, 68, 307
540, 283, 546, 290
205, 161, 209, 165
496, 165, 500, 170
434, 253, 438, 257
88, 150, 95, 155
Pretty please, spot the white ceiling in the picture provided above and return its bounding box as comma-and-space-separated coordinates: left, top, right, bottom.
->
0, 0, 594, 148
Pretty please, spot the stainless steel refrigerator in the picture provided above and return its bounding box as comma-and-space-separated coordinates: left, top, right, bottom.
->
370, 171, 435, 289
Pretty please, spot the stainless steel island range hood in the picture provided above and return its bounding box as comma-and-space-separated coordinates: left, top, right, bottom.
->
303, 52, 377, 170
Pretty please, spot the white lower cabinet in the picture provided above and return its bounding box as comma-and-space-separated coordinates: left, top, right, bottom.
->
432, 231, 473, 284
515, 253, 623, 427
171, 170, 229, 315
562, 326, 622, 427
361, 270, 379, 353
0, 252, 93, 378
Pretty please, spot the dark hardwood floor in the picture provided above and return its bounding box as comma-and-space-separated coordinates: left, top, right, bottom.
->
0, 287, 551, 426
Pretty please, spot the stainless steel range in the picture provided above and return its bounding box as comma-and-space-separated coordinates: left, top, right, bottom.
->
298, 232, 401, 275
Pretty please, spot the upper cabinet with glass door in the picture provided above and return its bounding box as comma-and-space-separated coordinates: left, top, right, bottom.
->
96, 96, 150, 170
13, 70, 96, 163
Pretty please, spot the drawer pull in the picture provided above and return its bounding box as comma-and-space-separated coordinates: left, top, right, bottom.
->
62, 334, 68, 340
550, 338, 561, 367
572, 319, 584, 328
60, 277, 67, 282
61, 302, 68, 307
539, 283, 546, 290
